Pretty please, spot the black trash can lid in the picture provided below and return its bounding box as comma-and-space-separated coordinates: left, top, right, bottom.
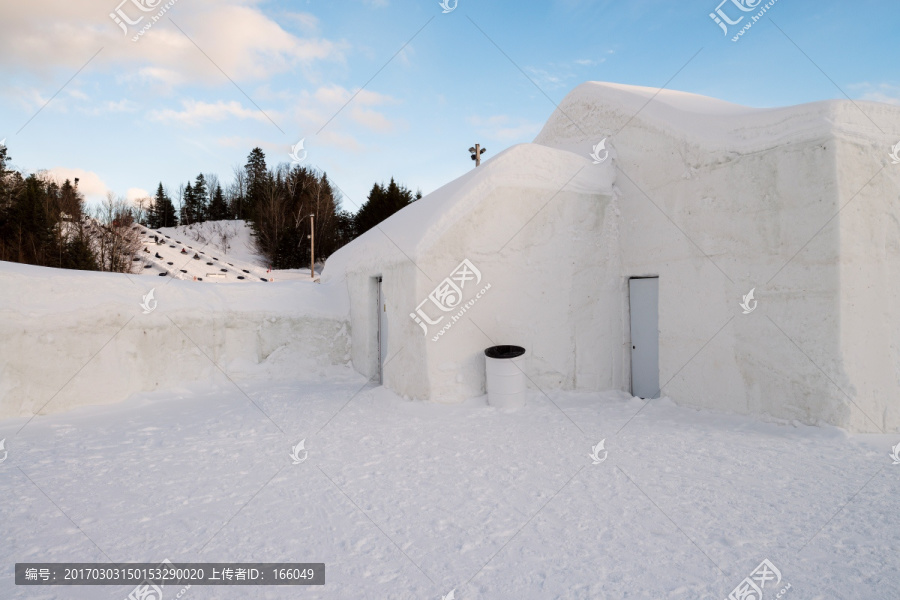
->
484, 345, 526, 359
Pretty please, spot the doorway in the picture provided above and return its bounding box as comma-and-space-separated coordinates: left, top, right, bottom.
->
376, 277, 387, 384
629, 277, 659, 399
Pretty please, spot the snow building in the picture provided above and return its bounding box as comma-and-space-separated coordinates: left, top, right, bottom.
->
323, 81, 900, 433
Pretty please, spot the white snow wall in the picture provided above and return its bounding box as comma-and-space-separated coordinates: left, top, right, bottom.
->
535, 84, 900, 432
0, 263, 350, 419
334, 143, 623, 403
834, 103, 900, 432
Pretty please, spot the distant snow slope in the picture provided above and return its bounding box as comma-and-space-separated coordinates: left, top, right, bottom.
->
135, 220, 317, 283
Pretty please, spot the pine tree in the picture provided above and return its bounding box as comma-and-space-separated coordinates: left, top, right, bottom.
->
193, 174, 208, 223
244, 147, 268, 220
354, 177, 417, 236
63, 233, 99, 271
149, 183, 177, 228
180, 182, 194, 225
208, 184, 228, 221
162, 190, 177, 228
147, 184, 161, 229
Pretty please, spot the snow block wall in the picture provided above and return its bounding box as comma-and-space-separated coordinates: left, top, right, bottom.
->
0, 262, 350, 419
534, 83, 900, 432
326, 143, 621, 403
834, 102, 900, 432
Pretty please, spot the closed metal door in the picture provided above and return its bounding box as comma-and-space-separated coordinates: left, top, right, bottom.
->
629, 277, 659, 399
377, 277, 388, 384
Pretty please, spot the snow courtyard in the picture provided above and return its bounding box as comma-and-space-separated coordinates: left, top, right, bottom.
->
2, 356, 899, 599
3, 76, 900, 597
5, 0, 900, 593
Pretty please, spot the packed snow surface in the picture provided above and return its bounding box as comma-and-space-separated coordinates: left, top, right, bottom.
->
1, 375, 898, 599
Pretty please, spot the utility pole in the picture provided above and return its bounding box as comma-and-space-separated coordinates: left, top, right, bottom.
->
309, 214, 315, 279
469, 144, 487, 167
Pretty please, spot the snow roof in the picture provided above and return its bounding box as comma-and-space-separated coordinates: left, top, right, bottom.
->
324, 141, 614, 280
535, 81, 900, 154
322, 81, 900, 282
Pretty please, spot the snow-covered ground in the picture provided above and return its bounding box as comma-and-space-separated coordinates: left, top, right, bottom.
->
2, 368, 898, 599
134, 220, 318, 283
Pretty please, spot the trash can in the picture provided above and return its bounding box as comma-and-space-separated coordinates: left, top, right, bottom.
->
484, 345, 526, 408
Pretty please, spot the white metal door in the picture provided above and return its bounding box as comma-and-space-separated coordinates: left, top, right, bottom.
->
377, 277, 387, 384
629, 277, 659, 399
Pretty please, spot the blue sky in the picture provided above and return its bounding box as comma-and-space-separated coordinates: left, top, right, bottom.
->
0, 0, 897, 210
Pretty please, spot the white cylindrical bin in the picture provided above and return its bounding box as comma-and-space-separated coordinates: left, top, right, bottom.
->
484, 345, 527, 408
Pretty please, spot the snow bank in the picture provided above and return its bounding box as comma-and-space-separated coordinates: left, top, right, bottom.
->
0, 261, 350, 419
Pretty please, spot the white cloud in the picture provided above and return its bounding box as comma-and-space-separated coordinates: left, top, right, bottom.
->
104, 99, 139, 112
216, 135, 247, 148
574, 57, 606, 67
282, 12, 321, 34
527, 67, 565, 89
526, 57, 609, 90
78, 99, 140, 116
849, 82, 900, 106
150, 99, 276, 124
1, 86, 54, 114
0, 1, 345, 87
127, 188, 151, 202
316, 130, 364, 154
290, 84, 403, 149
313, 85, 395, 108
467, 114, 542, 142
45, 167, 109, 202
349, 107, 395, 133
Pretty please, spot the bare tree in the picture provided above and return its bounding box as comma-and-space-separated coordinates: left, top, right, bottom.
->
229, 164, 246, 220
132, 196, 151, 226
205, 172, 219, 203
174, 183, 185, 228
92, 192, 142, 273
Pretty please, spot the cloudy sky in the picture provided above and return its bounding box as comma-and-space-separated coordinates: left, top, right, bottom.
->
0, 0, 896, 209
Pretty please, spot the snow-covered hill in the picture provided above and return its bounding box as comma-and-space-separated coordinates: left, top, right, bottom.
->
133, 220, 318, 283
